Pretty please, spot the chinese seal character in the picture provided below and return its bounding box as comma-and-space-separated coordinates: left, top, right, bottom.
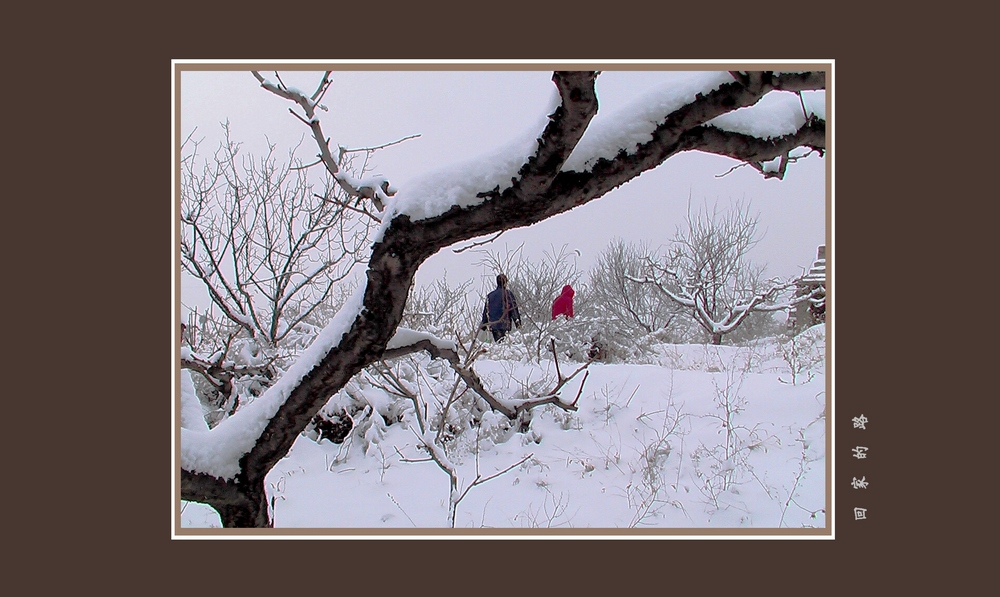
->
854, 507, 867, 520
852, 414, 868, 430
851, 476, 868, 489
852, 446, 868, 459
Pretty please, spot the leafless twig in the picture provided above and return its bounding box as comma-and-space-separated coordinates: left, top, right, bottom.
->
340, 133, 422, 154
453, 231, 504, 254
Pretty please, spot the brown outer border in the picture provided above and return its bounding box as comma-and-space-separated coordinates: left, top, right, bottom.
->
174, 60, 833, 539
12, 0, 963, 589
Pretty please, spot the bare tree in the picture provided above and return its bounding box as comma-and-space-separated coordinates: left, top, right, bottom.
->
180, 70, 826, 527
377, 337, 586, 527
401, 276, 477, 341
180, 123, 376, 348
179, 81, 422, 418
179, 118, 390, 417
635, 200, 815, 345
588, 238, 684, 339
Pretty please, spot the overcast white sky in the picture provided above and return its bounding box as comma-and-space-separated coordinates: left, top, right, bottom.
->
178, 66, 827, 313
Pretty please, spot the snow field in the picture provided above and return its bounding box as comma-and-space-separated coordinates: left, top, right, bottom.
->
182, 329, 826, 531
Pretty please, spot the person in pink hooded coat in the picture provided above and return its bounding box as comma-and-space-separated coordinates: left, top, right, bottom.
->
551, 284, 575, 319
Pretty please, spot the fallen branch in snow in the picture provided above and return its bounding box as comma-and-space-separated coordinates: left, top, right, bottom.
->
379, 331, 586, 419
180, 347, 275, 403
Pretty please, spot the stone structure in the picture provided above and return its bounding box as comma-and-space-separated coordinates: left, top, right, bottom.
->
791, 245, 826, 331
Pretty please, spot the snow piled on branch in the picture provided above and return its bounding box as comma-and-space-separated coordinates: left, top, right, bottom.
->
709, 90, 825, 139
562, 72, 733, 172
180, 369, 210, 433
374, 72, 824, 239
378, 87, 561, 224
181, 284, 368, 480
564, 73, 826, 170
386, 327, 458, 353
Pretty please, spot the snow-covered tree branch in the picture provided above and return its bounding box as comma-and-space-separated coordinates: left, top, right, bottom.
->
251, 70, 400, 210
180, 70, 827, 527
628, 200, 821, 345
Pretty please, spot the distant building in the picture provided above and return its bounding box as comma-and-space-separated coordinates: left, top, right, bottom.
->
790, 245, 826, 331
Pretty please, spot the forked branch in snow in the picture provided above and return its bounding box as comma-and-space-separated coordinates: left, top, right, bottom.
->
547, 338, 591, 408
449, 451, 533, 527
378, 330, 587, 419
380, 340, 533, 527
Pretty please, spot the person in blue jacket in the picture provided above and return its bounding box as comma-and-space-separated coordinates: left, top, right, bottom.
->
480, 274, 521, 342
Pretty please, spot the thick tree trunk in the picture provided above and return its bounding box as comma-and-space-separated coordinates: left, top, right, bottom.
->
182, 469, 273, 528
217, 488, 271, 528
712, 332, 723, 345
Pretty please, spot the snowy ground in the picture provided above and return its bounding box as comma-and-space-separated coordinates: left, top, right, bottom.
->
180, 327, 827, 532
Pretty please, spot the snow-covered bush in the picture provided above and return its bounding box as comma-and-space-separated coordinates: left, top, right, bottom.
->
777, 324, 826, 385
626, 386, 689, 527
585, 238, 696, 351
692, 368, 779, 512
181, 326, 278, 428
401, 276, 478, 342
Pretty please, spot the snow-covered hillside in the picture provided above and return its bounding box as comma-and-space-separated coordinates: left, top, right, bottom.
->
181, 326, 827, 533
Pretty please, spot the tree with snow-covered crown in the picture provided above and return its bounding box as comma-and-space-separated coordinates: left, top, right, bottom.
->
634, 199, 820, 345
180, 70, 826, 527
